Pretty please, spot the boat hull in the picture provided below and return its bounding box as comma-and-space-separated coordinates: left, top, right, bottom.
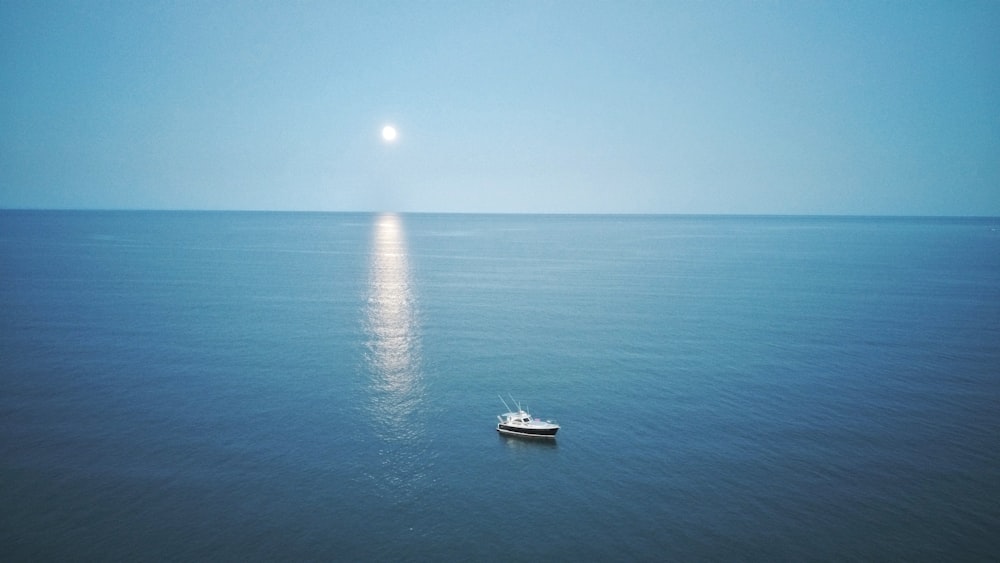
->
497, 424, 559, 437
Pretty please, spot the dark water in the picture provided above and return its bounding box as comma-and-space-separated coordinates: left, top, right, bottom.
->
2, 211, 998, 560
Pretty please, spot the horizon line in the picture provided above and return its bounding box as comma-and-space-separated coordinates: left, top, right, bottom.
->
1, 207, 998, 220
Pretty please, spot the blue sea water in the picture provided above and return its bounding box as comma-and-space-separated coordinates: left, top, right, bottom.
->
1, 211, 998, 561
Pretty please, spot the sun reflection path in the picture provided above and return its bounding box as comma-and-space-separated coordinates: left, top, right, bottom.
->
364, 213, 423, 440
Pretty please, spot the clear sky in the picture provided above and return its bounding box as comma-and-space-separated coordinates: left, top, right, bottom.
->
2, 1, 998, 215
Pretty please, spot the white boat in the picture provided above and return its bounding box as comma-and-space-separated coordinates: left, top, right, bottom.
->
497, 396, 559, 438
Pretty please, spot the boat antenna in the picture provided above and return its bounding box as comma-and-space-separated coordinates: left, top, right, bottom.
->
498, 394, 513, 413
509, 394, 522, 412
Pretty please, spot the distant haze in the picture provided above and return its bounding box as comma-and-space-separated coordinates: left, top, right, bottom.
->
2, 2, 998, 215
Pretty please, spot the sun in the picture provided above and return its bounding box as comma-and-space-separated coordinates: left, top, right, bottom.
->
381, 125, 398, 142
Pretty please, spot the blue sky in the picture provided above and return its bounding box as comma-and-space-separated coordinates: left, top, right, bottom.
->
2, 1, 998, 214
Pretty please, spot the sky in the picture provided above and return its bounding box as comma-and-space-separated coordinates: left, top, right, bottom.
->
1, 1, 998, 215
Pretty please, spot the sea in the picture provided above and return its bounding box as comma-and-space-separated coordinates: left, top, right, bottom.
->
1, 211, 998, 561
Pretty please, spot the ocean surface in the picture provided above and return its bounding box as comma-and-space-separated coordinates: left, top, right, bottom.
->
2, 211, 998, 561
